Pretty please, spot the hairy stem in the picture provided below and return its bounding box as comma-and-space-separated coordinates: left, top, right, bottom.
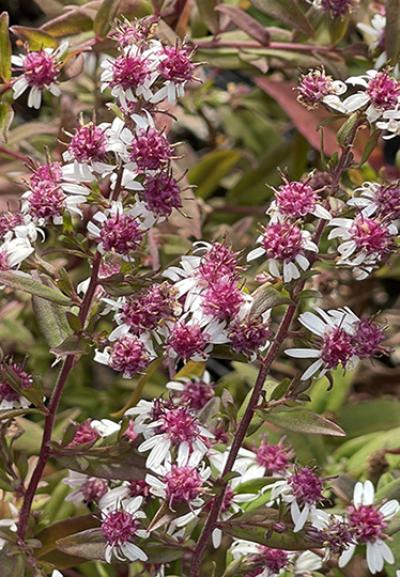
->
189, 122, 362, 577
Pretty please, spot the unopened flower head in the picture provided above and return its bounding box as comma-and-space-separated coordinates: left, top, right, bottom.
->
311, 0, 356, 17
68, 420, 100, 447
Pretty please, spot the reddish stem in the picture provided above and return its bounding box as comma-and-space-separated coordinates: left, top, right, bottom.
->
189, 120, 362, 577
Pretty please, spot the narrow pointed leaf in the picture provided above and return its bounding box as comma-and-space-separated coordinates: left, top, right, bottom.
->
0, 271, 71, 305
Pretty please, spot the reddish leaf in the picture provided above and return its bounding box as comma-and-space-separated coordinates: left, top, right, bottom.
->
216, 5, 270, 45
256, 78, 361, 162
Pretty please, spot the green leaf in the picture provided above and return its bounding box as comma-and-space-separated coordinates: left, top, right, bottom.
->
264, 407, 346, 436
188, 149, 241, 199
338, 399, 400, 437
0, 549, 25, 577
0, 102, 14, 144
385, 0, 400, 62
41, 8, 93, 37
94, 0, 121, 38
10, 26, 58, 49
142, 542, 186, 563
33, 295, 73, 349
0, 408, 42, 421
32, 0, 64, 17
337, 113, 360, 147
251, 0, 314, 37
249, 284, 291, 318
0, 12, 12, 82
0, 271, 71, 305
376, 478, 400, 501
55, 447, 147, 481
57, 528, 105, 562
196, 0, 220, 34
36, 515, 99, 558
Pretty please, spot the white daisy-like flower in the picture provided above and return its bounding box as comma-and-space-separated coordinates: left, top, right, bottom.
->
63, 471, 108, 504
338, 480, 400, 574
127, 400, 214, 471
100, 496, 148, 563
340, 70, 400, 123
0, 237, 34, 271
247, 222, 318, 283
357, 14, 387, 69
328, 215, 397, 279
12, 42, 68, 109
285, 307, 359, 380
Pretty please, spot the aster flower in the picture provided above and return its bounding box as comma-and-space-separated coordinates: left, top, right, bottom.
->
376, 108, 400, 139
231, 540, 322, 577
127, 400, 214, 470
64, 471, 108, 505
0, 211, 42, 244
0, 362, 33, 410
338, 481, 399, 574
308, 0, 356, 18
94, 333, 155, 378
100, 496, 148, 563
12, 42, 68, 109
270, 467, 327, 532
296, 68, 347, 111
328, 215, 397, 279
247, 222, 318, 283
146, 462, 211, 512
341, 70, 400, 122
166, 370, 215, 411
348, 181, 400, 220
87, 201, 144, 259
99, 480, 150, 511
165, 314, 229, 362
236, 439, 292, 479
268, 179, 331, 221
100, 44, 159, 104
357, 14, 386, 69
0, 238, 34, 271
151, 43, 196, 104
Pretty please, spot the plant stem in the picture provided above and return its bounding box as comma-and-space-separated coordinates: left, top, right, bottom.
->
189, 121, 362, 577
17, 166, 125, 541
195, 39, 340, 56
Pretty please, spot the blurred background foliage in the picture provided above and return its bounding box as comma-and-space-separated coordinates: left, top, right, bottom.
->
2, 0, 400, 575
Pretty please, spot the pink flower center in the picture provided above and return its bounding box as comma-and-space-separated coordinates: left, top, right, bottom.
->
30, 162, 62, 188
202, 277, 243, 321
375, 184, 400, 219
256, 441, 290, 474
23, 51, 59, 88
130, 128, 172, 171
352, 319, 385, 359
165, 465, 203, 503
27, 185, 65, 220
0, 212, 24, 239
276, 181, 319, 218
229, 317, 270, 357
350, 217, 392, 255
142, 173, 182, 217
129, 480, 150, 498
81, 478, 108, 502
111, 55, 151, 90
68, 124, 108, 162
199, 243, 239, 283
0, 252, 10, 271
297, 69, 333, 108
68, 420, 100, 447
0, 382, 19, 402
158, 46, 194, 82
367, 72, 400, 110
262, 222, 303, 261
348, 504, 387, 542
289, 467, 323, 505
168, 322, 208, 360
101, 510, 139, 545
321, 327, 354, 368
121, 284, 178, 333
109, 336, 150, 376
159, 407, 200, 444
180, 379, 215, 411
100, 214, 143, 255
258, 547, 289, 574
